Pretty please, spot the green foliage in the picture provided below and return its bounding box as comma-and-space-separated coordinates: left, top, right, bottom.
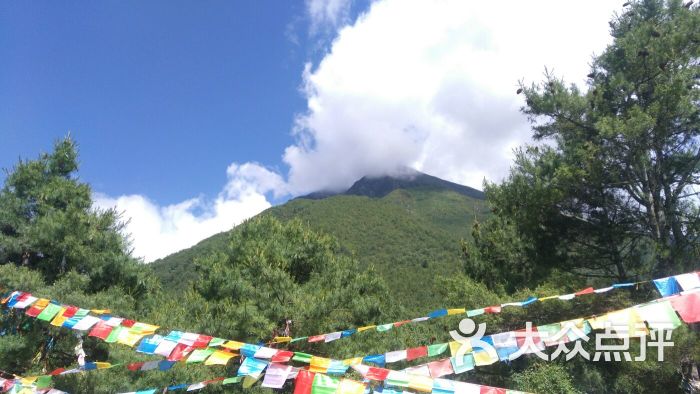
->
153, 188, 488, 313
0, 137, 153, 296
191, 215, 388, 342
512, 363, 580, 394
464, 0, 700, 285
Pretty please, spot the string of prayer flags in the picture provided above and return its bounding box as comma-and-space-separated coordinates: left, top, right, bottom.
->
278, 272, 698, 346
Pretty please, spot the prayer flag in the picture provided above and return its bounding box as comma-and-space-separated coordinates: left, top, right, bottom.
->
310, 356, 332, 373
327, 360, 349, 375
337, 379, 365, 394
669, 291, 700, 323
72, 316, 100, 331
674, 273, 700, 291
433, 378, 456, 394
272, 350, 294, 363
311, 373, 340, 394
427, 343, 449, 357
491, 332, 519, 361
186, 348, 214, 363
447, 308, 465, 315
450, 354, 475, 374
636, 300, 682, 329
25, 298, 49, 317
262, 363, 292, 389
293, 352, 313, 363
406, 346, 428, 361
427, 359, 454, 378
363, 354, 385, 367
376, 324, 393, 332
654, 277, 680, 297
153, 339, 178, 358
205, 350, 236, 366
385, 371, 410, 388
136, 335, 163, 354
240, 343, 261, 357
254, 346, 278, 359
238, 357, 268, 378
325, 332, 342, 342
294, 370, 316, 394
385, 350, 407, 363
407, 374, 433, 392
36, 303, 62, 322
428, 309, 448, 318
88, 321, 113, 340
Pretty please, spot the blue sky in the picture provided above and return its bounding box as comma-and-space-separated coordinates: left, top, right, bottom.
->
0, 1, 362, 203
1, 0, 624, 261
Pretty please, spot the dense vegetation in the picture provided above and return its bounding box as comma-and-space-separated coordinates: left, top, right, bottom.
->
152, 186, 488, 313
1, 1, 699, 393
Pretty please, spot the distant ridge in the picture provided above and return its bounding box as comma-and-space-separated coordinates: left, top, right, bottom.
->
298, 170, 485, 200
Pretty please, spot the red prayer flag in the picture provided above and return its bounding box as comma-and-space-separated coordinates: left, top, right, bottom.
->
25, 304, 45, 317
167, 344, 192, 361
49, 368, 65, 376
428, 359, 454, 378
406, 346, 428, 361
308, 335, 325, 343
88, 321, 114, 340
484, 305, 501, 314
271, 350, 294, 363
670, 291, 700, 323
127, 362, 144, 371
393, 320, 411, 328
480, 387, 506, 394
575, 287, 595, 296
121, 319, 136, 328
193, 335, 212, 349
293, 370, 315, 394
365, 367, 390, 381
62, 306, 79, 318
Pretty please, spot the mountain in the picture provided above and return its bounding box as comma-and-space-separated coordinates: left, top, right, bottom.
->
150, 171, 489, 311
298, 169, 485, 200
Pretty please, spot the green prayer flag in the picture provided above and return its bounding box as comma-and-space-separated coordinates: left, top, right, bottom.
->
291, 336, 308, 343
186, 348, 214, 363
74, 308, 89, 318
105, 326, 125, 343
293, 352, 312, 363
311, 373, 340, 394
467, 309, 485, 317
36, 303, 62, 322
376, 323, 393, 332
35, 376, 52, 389
386, 372, 410, 387
427, 343, 449, 357
208, 337, 226, 347
223, 377, 243, 385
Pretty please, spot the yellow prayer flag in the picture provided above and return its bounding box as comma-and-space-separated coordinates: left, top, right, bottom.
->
205, 350, 237, 366
50, 308, 67, 327
131, 322, 159, 335
447, 308, 466, 315
222, 340, 244, 350
357, 325, 376, 332
342, 357, 363, 366
273, 336, 292, 343
243, 375, 261, 389
539, 295, 559, 301
20, 376, 38, 385
602, 308, 649, 337
338, 379, 365, 394
116, 330, 145, 347
90, 309, 111, 314
473, 350, 498, 366
94, 362, 112, 369
407, 374, 433, 392
33, 299, 49, 308
449, 341, 468, 356
309, 356, 331, 373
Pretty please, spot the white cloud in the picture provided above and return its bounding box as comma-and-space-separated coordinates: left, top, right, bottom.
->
94, 163, 283, 262
96, 0, 626, 261
306, 0, 353, 36
283, 0, 625, 194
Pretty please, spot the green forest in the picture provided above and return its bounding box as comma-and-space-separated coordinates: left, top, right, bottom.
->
1, 1, 699, 393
